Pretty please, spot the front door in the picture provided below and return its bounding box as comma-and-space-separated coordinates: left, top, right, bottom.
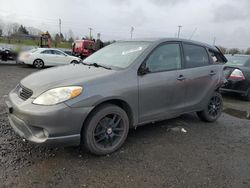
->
51, 50, 68, 65
138, 43, 186, 123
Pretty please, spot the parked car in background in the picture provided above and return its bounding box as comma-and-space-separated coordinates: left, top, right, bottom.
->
73, 40, 95, 59
220, 54, 250, 101
63, 50, 75, 56
18, 48, 81, 68
0, 47, 17, 61
6, 38, 226, 155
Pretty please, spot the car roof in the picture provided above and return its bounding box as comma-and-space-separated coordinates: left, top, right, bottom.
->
37, 48, 62, 51
118, 38, 218, 51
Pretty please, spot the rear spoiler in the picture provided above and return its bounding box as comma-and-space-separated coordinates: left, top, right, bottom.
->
215, 46, 228, 63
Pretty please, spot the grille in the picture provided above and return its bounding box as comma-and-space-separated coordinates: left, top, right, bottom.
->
16, 84, 33, 100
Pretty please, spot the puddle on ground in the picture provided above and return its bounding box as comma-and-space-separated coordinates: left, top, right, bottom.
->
223, 108, 250, 120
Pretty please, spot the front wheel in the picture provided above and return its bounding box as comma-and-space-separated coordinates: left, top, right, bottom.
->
197, 92, 223, 122
70, 60, 79, 64
82, 104, 129, 155
244, 89, 250, 101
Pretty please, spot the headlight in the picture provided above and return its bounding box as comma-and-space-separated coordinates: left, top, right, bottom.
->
33, 86, 83, 105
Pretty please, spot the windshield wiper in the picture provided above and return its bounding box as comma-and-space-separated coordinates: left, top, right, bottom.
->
81, 62, 90, 66
91, 63, 112, 70
81, 62, 112, 70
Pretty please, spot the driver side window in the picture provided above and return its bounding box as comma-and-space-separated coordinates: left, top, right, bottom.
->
146, 43, 182, 72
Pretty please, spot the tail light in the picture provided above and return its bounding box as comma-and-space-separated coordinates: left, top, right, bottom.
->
24, 54, 30, 58
229, 69, 245, 80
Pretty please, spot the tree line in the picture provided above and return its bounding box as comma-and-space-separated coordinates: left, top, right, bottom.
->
218, 46, 250, 55
0, 23, 75, 43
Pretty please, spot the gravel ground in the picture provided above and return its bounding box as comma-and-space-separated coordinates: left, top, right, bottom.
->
0, 62, 250, 188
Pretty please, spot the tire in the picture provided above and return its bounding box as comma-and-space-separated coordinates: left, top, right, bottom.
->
82, 104, 129, 155
33, 59, 44, 69
70, 60, 78, 64
197, 92, 223, 122
243, 89, 250, 101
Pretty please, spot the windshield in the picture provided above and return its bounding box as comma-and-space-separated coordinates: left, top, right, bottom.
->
225, 55, 250, 66
83, 42, 150, 69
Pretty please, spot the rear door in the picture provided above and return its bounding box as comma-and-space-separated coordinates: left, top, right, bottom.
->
180, 43, 220, 111
39, 50, 54, 65
138, 42, 186, 123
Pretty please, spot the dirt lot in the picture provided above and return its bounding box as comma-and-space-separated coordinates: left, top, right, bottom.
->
0, 62, 250, 188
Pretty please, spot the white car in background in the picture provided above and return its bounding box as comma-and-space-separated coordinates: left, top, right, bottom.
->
18, 48, 81, 68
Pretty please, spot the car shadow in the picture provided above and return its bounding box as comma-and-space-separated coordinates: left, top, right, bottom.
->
222, 92, 245, 101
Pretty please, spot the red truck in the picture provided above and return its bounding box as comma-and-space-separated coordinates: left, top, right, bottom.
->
73, 40, 95, 59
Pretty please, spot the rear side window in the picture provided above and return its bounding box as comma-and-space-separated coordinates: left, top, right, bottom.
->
209, 50, 225, 64
53, 50, 65, 56
41, 50, 52, 54
183, 44, 209, 68
146, 43, 182, 72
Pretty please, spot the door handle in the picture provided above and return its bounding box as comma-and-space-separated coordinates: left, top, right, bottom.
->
210, 70, 216, 76
177, 75, 186, 81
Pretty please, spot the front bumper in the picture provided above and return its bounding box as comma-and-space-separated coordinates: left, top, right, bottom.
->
6, 92, 94, 146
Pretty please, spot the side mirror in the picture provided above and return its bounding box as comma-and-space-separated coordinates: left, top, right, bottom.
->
138, 63, 150, 76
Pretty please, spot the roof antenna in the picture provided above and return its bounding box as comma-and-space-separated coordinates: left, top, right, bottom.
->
189, 28, 197, 40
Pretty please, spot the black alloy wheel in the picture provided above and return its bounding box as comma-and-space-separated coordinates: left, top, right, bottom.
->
82, 104, 129, 155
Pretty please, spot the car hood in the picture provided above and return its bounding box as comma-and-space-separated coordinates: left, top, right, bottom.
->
20, 64, 116, 96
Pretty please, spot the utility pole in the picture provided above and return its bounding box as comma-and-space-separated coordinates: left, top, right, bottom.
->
177, 25, 182, 38
88, 27, 93, 40
59, 18, 62, 35
97, 33, 101, 40
130, 26, 134, 39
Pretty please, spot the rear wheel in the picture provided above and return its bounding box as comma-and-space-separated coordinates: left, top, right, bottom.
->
82, 104, 129, 155
197, 92, 223, 122
33, 59, 44, 69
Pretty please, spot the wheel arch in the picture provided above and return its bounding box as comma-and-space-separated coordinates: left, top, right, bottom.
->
81, 98, 135, 136
33, 58, 44, 62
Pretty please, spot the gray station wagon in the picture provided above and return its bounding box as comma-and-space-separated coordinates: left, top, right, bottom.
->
6, 38, 227, 155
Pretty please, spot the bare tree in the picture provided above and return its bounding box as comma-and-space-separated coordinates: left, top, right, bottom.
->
67, 29, 74, 42
11, 23, 19, 35
217, 46, 227, 54
5, 23, 19, 36
245, 48, 250, 55
227, 48, 241, 55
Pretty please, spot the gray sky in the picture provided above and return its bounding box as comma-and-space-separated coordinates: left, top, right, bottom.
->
0, 0, 250, 48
